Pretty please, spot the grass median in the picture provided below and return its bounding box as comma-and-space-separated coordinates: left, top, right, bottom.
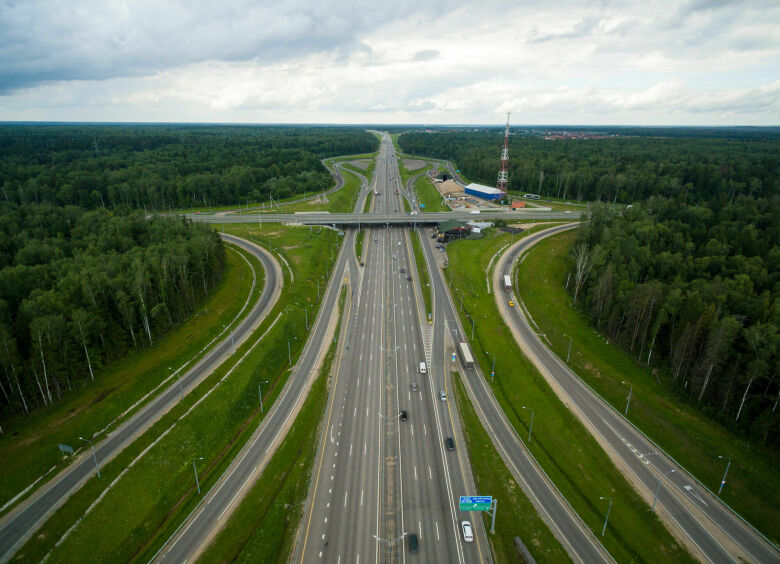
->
452, 372, 571, 563
200, 285, 347, 563
0, 243, 259, 515
413, 173, 448, 212
444, 228, 694, 563
23, 226, 339, 563
516, 229, 780, 543
411, 230, 432, 315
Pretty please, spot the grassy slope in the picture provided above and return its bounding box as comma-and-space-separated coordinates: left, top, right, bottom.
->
200, 286, 346, 563
444, 228, 694, 563
0, 245, 257, 512
452, 372, 571, 563
411, 230, 432, 315
31, 226, 338, 563
516, 229, 780, 542
413, 174, 448, 212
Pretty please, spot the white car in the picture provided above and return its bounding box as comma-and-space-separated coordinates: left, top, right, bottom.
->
461, 521, 474, 543
439, 391, 447, 402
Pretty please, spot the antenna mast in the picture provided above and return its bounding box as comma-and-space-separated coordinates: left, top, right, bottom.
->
496, 112, 510, 194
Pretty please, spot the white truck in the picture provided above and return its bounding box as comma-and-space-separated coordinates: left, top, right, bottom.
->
504, 275, 512, 292
458, 342, 474, 369
469, 210, 480, 215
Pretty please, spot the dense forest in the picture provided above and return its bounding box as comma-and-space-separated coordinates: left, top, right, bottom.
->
0, 125, 377, 210
399, 130, 778, 204
573, 197, 779, 445
0, 204, 225, 418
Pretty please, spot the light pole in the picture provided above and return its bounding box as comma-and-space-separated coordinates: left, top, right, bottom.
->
287, 337, 298, 366
486, 351, 496, 383
521, 406, 534, 443
621, 381, 632, 415
652, 468, 675, 513
304, 306, 309, 330
192, 457, 204, 494
717, 455, 731, 495
79, 436, 101, 478
567, 336, 573, 363
258, 380, 270, 414
599, 497, 612, 537
372, 533, 407, 545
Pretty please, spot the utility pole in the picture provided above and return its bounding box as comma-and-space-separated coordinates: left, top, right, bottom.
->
653, 468, 675, 513
192, 457, 204, 494
599, 496, 612, 537
718, 455, 731, 495
258, 380, 270, 414
521, 406, 534, 442
622, 381, 633, 415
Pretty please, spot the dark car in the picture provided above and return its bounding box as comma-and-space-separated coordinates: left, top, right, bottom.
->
408, 533, 419, 553
407, 275, 412, 281
399, 410, 408, 421
411, 382, 418, 392
445, 437, 455, 451
400, 268, 405, 273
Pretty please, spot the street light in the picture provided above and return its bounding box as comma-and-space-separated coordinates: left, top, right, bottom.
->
521, 406, 534, 443
652, 468, 675, 513
258, 380, 270, 414
599, 496, 612, 537
372, 532, 407, 545
486, 351, 496, 383
192, 457, 204, 494
717, 455, 731, 495
621, 381, 632, 415
79, 436, 101, 478
287, 337, 298, 366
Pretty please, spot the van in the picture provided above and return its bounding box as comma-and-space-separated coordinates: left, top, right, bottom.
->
419, 362, 427, 374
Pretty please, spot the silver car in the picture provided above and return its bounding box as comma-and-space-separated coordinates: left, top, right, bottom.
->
439, 391, 447, 402
461, 521, 474, 542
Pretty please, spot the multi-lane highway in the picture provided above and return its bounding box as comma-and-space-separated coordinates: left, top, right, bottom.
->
0, 234, 281, 563
496, 225, 780, 564
297, 135, 488, 562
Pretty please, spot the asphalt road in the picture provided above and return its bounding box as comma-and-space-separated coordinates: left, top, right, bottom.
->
297, 135, 488, 563
0, 234, 281, 563
497, 225, 780, 564
418, 224, 614, 564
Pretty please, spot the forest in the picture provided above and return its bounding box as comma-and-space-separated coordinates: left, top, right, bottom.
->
573, 197, 779, 445
0, 204, 225, 418
398, 130, 778, 204
0, 125, 377, 210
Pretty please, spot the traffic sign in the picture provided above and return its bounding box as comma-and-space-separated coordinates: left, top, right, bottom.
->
452, 352, 457, 362
459, 495, 492, 511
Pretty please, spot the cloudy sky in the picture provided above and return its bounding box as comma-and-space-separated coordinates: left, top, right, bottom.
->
1, 0, 778, 125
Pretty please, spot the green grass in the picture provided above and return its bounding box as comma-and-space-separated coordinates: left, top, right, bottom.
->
516, 229, 780, 543
362, 191, 373, 213
411, 230, 432, 315
452, 372, 572, 564
402, 197, 411, 213
22, 226, 339, 563
444, 228, 694, 564
413, 173, 448, 212
355, 230, 366, 262
200, 285, 347, 563
0, 245, 258, 514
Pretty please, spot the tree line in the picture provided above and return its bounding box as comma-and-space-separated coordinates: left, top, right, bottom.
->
0, 204, 225, 418
0, 125, 378, 210
398, 131, 778, 205
573, 197, 779, 445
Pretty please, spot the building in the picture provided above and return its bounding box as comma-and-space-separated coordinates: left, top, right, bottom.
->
465, 183, 503, 201
511, 200, 526, 209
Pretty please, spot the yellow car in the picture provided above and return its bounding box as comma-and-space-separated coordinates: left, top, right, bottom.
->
508, 301, 515, 307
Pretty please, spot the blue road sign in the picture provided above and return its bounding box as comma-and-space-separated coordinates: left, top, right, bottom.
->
459, 495, 492, 511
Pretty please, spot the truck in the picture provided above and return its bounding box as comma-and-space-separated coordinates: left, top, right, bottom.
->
469, 210, 481, 215
458, 341, 474, 369
503, 275, 512, 292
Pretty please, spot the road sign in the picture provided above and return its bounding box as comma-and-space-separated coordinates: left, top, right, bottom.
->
420, 203, 426, 208
58, 443, 74, 455
452, 352, 457, 362
459, 495, 492, 511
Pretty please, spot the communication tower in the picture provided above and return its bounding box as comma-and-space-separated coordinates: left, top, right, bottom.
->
496, 112, 510, 194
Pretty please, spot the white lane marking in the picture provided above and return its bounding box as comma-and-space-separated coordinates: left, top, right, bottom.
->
361, 489, 364, 506
684, 485, 709, 506
419, 521, 423, 539
414, 466, 418, 480
435, 521, 440, 541
350, 443, 353, 456
354, 407, 356, 417
344, 491, 349, 507
424, 424, 427, 435
330, 425, 335, 444
364, 442, 366, 455
428, 466, 432, 480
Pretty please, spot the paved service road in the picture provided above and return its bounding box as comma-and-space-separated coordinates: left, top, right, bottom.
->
0, 235, 281, 563
497, 225, 780, 564
297, 134, 488, 563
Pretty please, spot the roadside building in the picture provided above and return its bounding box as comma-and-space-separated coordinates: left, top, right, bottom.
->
464, 183, 503, 201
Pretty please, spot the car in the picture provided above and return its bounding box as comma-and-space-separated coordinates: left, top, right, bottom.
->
360, 262, 364, 267
407, 275, 412, 281
564, 210, 572, 214
439, 390, 447, 401
392, 254, 397, 259
411, 382, 418, 392
399, 410, 408, 421
461, 521, 474, 542
397, 241, 401, 246
445, 437, 455, 451
400, 268, 405, 273
407, 533, 418, 553
508, 300, 515, 307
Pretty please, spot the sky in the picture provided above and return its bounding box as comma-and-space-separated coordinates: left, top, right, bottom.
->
0, 0, 778, 125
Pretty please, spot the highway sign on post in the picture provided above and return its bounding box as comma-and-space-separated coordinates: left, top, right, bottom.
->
459, 495, 492, 511
452, 352, 457, 362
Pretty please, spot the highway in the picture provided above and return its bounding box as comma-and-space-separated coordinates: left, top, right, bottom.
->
496, 225, 780, 564
0, 235, 282, 563
297, 135, 488, 562
417, 224, 614, 564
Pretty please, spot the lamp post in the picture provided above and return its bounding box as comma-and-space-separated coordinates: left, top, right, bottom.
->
486, 351, 496, 383
192, 457, 204, 494
599, 496, 612, 537
79, 436, 101, 478
717, 455, 731, 495
258, 380, 270, 414
287, 337, 298, 366
652, 468, 675, 513
521, 406, 534, 443
621, 381, 632, 415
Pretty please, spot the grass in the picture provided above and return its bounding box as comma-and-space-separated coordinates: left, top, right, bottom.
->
200, 285, 347, 563
21, 226, 340, 563
363, 191, 373, 213
402, 197, 411, 213
411, 230, 432, 315
444, 228, 694, 563
452, 372, 572, 564
516, 229, 780, 543
0, 245, 258, 514
355, 230, 366, 262
413, 173, 448, 212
